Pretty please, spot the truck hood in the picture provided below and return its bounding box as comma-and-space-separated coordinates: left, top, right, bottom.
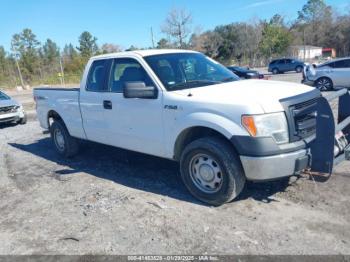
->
172, 80, 315, 113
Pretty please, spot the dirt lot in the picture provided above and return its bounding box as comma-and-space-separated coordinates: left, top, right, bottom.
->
0, 76, 350, 255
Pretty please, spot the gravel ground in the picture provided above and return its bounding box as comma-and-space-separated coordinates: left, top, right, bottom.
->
0, 78, 350, 255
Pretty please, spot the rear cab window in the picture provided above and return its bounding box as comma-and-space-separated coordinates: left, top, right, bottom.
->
333, 59, 350, 69
86, 59, 111, 92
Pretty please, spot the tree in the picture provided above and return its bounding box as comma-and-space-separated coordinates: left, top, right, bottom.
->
0, 46, 8, 84
100, 43, 122, 54
42, 39, 60, 65
297, 0, 333, 46
156, 38, 173, 49
125, 45, 139, 51
161, 8, 193, 48
11, 28, 40, 83
259, 17, 292, 58
77, 31, 98, 58
62, 43, 84, 73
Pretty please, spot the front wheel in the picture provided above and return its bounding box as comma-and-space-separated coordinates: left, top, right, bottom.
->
18, 114, 27, 125
180, 137, 246, 206
50, 120, 79, 157
315, 77, 333, 91
295, 66, 303, 73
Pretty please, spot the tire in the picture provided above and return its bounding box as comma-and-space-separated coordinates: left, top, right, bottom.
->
50, 120, 79, 157
315, 77, 333, 91
272, 68, 279, 74
180, 137, 246, 206
18, 113, 27, 125
295, 66, 303, 73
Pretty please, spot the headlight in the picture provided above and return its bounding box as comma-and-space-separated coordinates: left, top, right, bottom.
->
12, 105, 22, 112
242, 112, 289, 144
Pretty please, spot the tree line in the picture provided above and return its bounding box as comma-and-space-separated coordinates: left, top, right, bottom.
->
0, 0, 349, 88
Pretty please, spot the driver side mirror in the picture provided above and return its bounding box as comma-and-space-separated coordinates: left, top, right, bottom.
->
123, 82, 157, 99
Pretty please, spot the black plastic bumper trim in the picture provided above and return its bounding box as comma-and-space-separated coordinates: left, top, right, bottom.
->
230, 135, 315, 157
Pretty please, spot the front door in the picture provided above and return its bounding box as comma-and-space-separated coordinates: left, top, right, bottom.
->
103, 57, 165, 157
331, 59, 350, 87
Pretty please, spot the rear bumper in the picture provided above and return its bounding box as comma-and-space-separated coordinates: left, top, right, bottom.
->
240, 149, 310, 181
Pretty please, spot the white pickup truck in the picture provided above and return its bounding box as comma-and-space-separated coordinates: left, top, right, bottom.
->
34, 49, 341, 206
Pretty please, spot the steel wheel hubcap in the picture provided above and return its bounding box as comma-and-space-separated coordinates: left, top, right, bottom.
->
189, 154, 223, 193
54, 129, 65, 151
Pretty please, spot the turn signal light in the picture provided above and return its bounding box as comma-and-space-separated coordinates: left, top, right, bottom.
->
242, 115, 257, 137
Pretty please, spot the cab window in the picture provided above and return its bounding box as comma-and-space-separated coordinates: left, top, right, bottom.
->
333, 59, 350, 69
109, 58, 154, 93
86, 59, 110, 92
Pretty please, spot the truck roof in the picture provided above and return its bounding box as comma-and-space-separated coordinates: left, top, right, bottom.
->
92, 49, 199, 60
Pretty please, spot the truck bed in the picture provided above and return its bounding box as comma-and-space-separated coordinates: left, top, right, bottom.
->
33, 86, 85, 139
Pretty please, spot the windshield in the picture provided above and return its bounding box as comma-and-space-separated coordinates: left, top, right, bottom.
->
144, 53, 239, 91
0, 91, 10, 100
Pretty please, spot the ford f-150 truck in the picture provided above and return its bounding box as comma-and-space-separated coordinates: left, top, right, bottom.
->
34, 50, 349, 206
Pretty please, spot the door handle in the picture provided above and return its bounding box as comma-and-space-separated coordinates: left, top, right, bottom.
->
103, 100, 112, 109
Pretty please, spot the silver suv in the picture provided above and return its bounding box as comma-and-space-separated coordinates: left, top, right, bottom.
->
0, 90, 27, 125
303, 57, 350, 91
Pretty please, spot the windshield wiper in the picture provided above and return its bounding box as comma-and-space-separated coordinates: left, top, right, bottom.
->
221, 76, 238, 82
171, 80, 221, 90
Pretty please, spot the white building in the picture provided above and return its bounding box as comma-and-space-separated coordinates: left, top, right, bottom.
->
289, 45, 323, 60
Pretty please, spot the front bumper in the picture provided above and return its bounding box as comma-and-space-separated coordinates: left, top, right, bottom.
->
230, 134, 315, 181
0, 115, 20, 123
0, 111, 24, 123
301, 78, 315, 86
240, 149, 310, 181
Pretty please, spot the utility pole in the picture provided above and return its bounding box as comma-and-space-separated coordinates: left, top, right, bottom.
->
303, 27, 306, 62
59, 55, 65, 87
11, 44, 25, 89
14, 54, 25, 89
151, 27, 155, 48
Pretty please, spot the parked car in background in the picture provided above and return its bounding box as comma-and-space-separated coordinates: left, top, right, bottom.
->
302, 57, 350, 91
268, 58, 305, 74
226, 66, 263, 79
0, 90, 27, 125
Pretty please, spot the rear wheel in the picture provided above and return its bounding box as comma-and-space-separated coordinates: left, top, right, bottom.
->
180, 137, 246, 206
315, 77, 333, 91
50, 120, 79, 157
272, 68, 279, 74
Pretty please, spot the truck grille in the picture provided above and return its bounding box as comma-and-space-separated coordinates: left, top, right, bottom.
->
0, 106, 15, 115
289, 97, 318, 141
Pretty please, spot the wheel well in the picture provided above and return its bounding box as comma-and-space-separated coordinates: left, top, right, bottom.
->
315, 76, 333, 86
174, 126, 233, 161
47, 110, 63, 128
316, 76, 332, 82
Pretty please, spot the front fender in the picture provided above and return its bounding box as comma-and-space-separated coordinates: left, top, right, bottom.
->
165, 112, 247, 159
